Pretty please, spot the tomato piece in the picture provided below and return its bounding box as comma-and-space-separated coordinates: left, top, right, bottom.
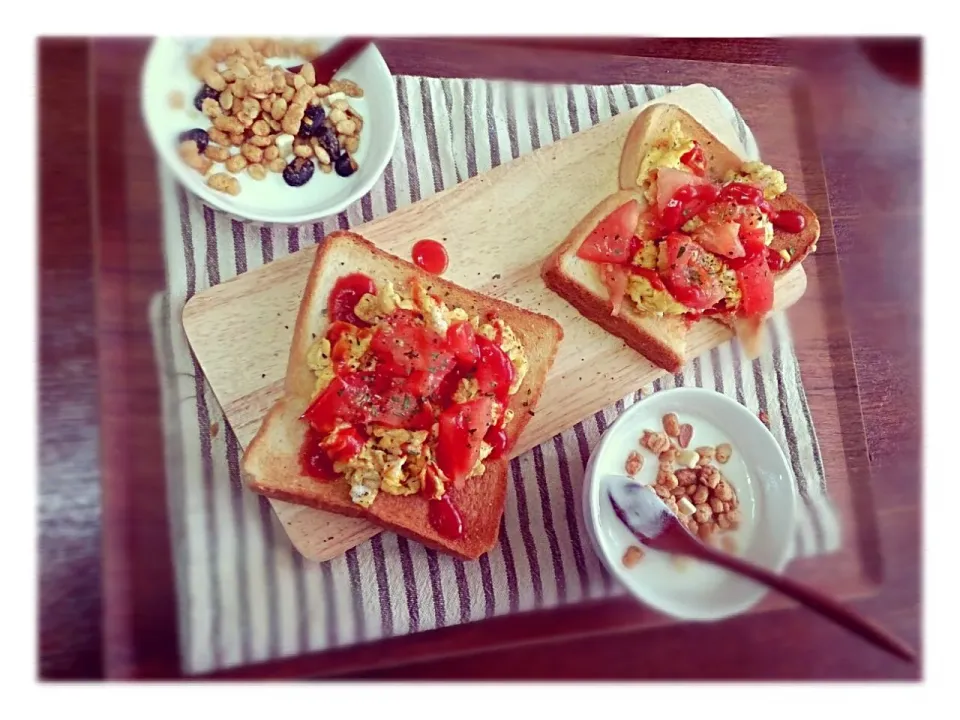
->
436, 397, 495, 483
370, 312, 454, 396
375, 388, 424, 427
301, 374, 374, 433
446, 321, 479, 368
321, 425, 366, 463
693, 221, 745, 259
406, 401, 438, 431
328, 274, 376, 327
475, 336, 516, 403
680, 143, 707, 177
655, 167, 712, 214
735, 253, 775, 317
576, 199, 641, 264
660, 232, 725, 311
599, 263, 630, 317
484, 425, 509, 460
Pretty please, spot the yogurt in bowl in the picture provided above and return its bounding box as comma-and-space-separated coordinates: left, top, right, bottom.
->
583, 387, 797, 621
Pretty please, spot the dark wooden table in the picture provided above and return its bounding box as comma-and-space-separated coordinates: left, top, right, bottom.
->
38, 37, 921, 680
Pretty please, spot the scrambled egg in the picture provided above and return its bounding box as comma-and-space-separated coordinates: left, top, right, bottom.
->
305, 328, 372, 397
626, 240, 686, 316
453, 377, 480, 404
309, 279, 528, 508
638, 121, 696, 203
724, 161, 787, 200
698, 251, 742, 308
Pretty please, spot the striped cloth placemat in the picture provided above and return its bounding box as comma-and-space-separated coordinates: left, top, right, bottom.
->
148, 76, 842, 675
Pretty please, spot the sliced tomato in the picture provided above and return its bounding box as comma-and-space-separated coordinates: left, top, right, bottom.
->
446, 321, 479, 368
321, 425, 366, 463
693, 221, 744, 259
655, 167, 712, 214
680, 143, 707, 177
375, 387, 424, 427
599, 263, 630, 317
576, 199, 641, 264
370, 312, 454, 395
475, 335, 516, 403
328, 274, 376, 327
301, 374, 374, 433
436, 397, 495, 484
735, 253, 775, 318
660, 232, 725, 311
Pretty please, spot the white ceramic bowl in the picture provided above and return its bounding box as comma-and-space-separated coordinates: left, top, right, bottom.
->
583, 387, 797, 621
140, 37, 399, 224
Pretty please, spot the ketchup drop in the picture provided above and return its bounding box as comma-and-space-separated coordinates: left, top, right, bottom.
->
428, 495, 464, 540
412, 239, 448, 275
770, 209, 806, 234
299, 427, 336, 481
484, 426, 508, 460
329, 273, 376, 326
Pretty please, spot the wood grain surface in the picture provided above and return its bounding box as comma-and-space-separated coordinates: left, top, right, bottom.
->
39, 36, 922, 681
182, 84, 808, 562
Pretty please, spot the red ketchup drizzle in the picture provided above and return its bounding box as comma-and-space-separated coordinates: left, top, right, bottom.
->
484, 425, 508, 460
329, 273, 376, 326
300, 427, 336, 481
429, 495, 464, 539
411, 239, 449, 275
770, 209, 806, 234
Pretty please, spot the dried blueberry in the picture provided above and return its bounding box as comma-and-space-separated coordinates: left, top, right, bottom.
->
298, 106, 326, 138
314, 125, 340, 158
193, 84, 220, 112
282, 157, 316, 187
178, 128, 210, 153
334, 153, 357, 178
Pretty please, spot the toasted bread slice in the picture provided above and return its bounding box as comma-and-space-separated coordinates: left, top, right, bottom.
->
242, 230, 564, 561
544, 104, 820, 371
542, 190, 688, 373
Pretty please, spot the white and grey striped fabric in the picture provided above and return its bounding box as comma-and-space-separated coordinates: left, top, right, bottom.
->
148, 76, 842, 675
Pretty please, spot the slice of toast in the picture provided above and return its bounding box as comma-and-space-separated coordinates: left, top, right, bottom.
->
542, 190, 689, 373
544, 103, 820, 372
242, 230, 564, 561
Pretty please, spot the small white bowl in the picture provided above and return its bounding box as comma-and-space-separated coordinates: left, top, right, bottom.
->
140, 37, 399, 225
583, 387, 797, 621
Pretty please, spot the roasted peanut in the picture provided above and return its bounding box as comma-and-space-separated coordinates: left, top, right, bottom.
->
213, 115, 244, 134
625, 451, 643, 476
263, 145, 279, 162
241, 144, 264, 163
694, 503, 713, 524
225, 154, 248, 173
678, 423, 694, 449
715, 443, 732, 464
641, 430, 671, 455
207, 172, 239, 195
715, 479, 734, 502
692, 486, 709, 505
657, 469, 678, 490
698, 465, 721, 489
267, 157, 287, 173
202, 98, 222, 118
662, 413, 680, 437
247, 163, 267, 181
675, 468, 698, 486
204, 144, 230, 162
622, 546, 645, 569
696, 446, 715, 462
710, 497, 725, 514
249, 133, 273, 147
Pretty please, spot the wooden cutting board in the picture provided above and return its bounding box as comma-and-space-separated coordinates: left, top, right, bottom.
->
182, 83, 808, 562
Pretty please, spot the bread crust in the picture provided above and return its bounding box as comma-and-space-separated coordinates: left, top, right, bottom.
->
544, 103, 820, 370
242, 230, 563, 560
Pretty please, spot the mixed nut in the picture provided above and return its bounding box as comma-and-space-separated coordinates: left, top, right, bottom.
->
172, 38, 366, 196
621, 412, 742, 568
